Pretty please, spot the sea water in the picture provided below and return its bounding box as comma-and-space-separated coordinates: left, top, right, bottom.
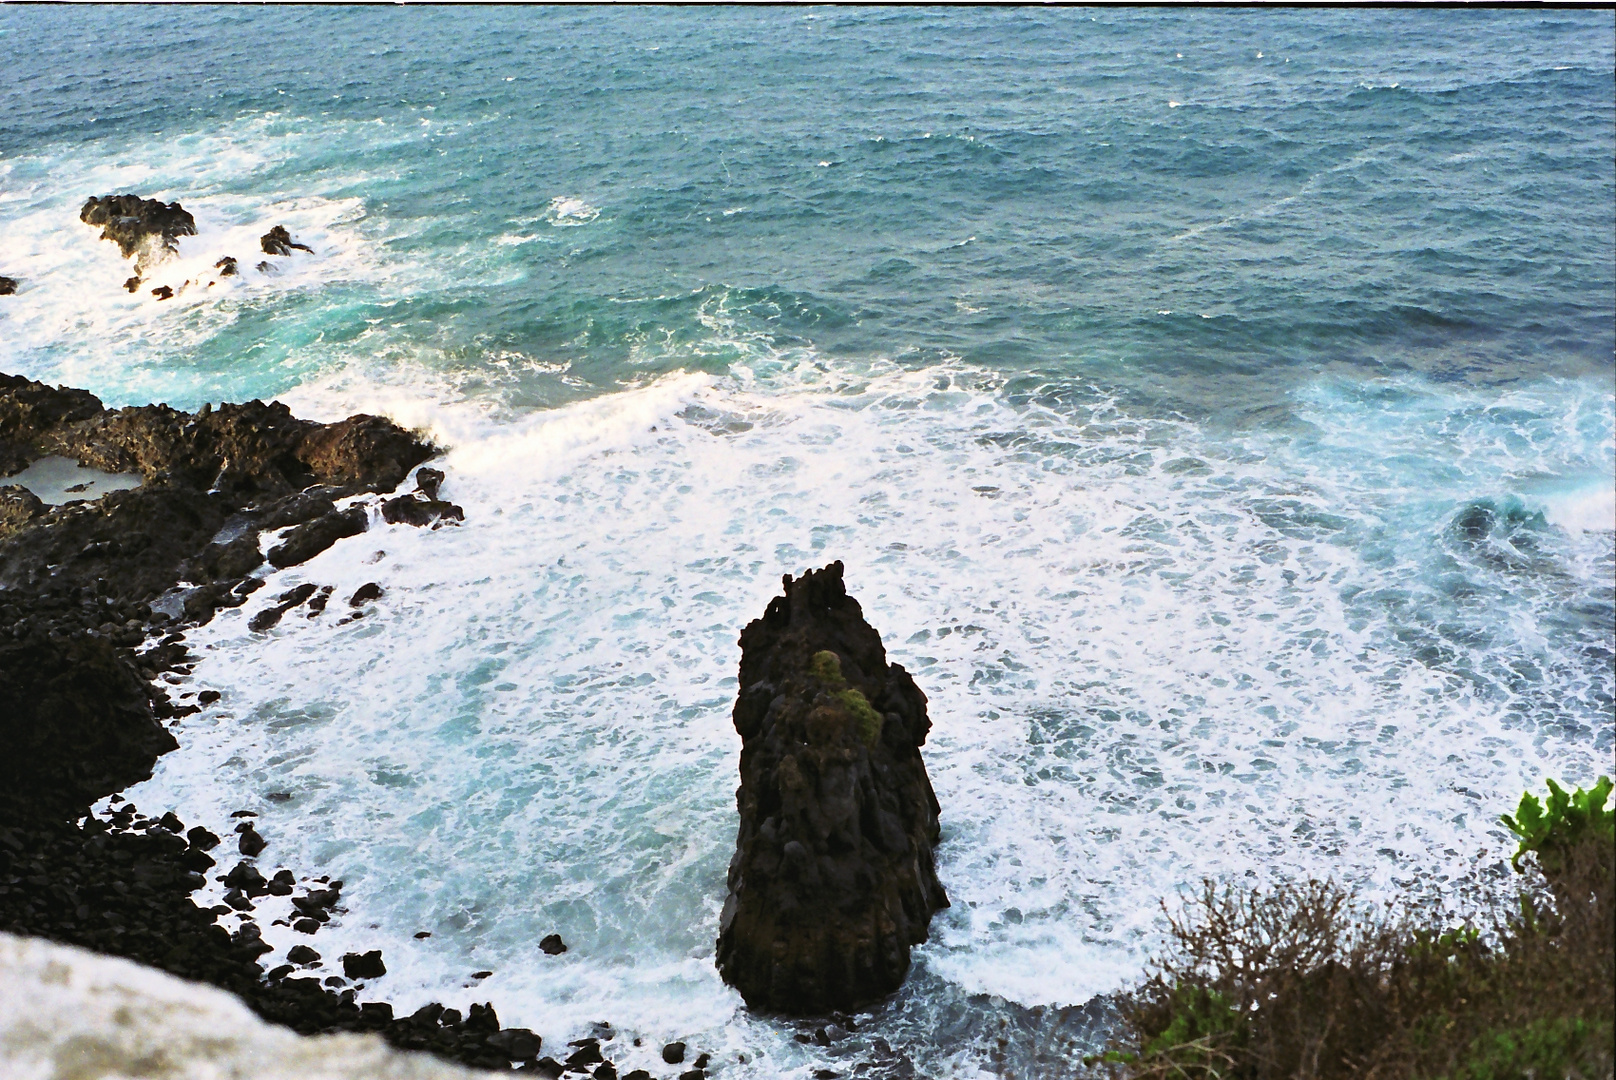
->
2, 8, 1612, 1077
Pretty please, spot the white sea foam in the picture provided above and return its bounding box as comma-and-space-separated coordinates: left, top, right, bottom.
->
0, 116, 409, 406
125, 359, 1612, 1077
544, 196, 601, 226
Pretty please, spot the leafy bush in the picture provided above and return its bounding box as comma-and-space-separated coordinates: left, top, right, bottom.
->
1501, 775, 1613, 874
1098, 779, 1615, 1080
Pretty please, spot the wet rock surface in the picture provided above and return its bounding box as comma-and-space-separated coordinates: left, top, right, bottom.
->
717, 561, 947, 1014
0, 373, 576, 1072
0, 276, 16, 295
79, 194, 197, 279
261, 224, 313, 257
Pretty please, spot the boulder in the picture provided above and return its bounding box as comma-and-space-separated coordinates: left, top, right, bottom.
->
79, 195, 197, 274
0, 276, 16, 295
260, 225, 313, 257
715, 561, 946, 1013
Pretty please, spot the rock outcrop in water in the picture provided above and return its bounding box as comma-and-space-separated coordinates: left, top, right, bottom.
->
261, 225, 313, 257
79, 195, 197, 285
0, 276, 16, 296
717, 561, 947, 1014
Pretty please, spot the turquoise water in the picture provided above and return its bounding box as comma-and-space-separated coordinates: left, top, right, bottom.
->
3, 9, 1613, 1077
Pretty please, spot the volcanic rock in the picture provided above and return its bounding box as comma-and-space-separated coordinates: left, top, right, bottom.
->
343, 950, 387, 979
539, 934, 567, 955
80, 194, 197, 275
0, 276, 16, 295
215, 256, 238, 277
267, 506, 367, 568
380, 493, 463, 527
715, 561, 946, 1014
261, 225, 313, 257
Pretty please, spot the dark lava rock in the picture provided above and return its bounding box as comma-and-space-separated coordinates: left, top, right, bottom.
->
222, 861, 269, 896
662, 1041, 687, 1064
151, 285, 174, 301
414, 467, 445, 500
349, 582, 384, 606
187, 825, 220, 850
80, 195, 197, 274
0, 276, 16, 296
623, 1072, 652, 1080
0, 616, 177, 823
715, 561, 947, 1014
197, 689, 222, 706
260, 225, 313, 257
531, 1059, 565, 1079
0, 485, 46, 536
539, 933, 567, 955
380, 493, 463, 527
287, 944, 320, 965
237, 823, 266, 857
565, 1039, 603, 1068
215, 256, 238, 277
342, 950, 386, 979
266, 506, 367, 569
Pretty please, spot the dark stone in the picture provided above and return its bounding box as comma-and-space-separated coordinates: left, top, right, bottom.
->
222, 861, 269, 896
623, 1072, 653, 1080
0, 615, 176, 822
530, 1059, 565, 1079
487, 1026, 542, 1061
380, 494, 463, 527
349, 582, 384, 606
414, 467, 445, 500
715, 562, 947, 1014
539, 933, 567, 955
565, 1040, 603, 1068
186, 825, 219, 850
342, 950, 386, 979
693, 1053, 710, 1069
293, 917, 321, 934
197, 690, 221, 706
662, 1041, 687, 1064
0, 485, 46, 534
80, 195, 197, 274
260, 225, 313, 257
237, 824, 266, 857
287, 944, 320, 965
595, 1065, 618, 1080
0, 276, 16, 296
215, 256, 238, 277
266, 506, 367, 568
151, 285, 174, 301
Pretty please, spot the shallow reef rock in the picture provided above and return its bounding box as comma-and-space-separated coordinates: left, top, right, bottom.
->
716, 561, 947, 1014
79, 194, 197, 278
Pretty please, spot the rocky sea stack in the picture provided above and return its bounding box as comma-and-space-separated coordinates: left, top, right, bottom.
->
79, 194, 197, 286
717, 561, 947, 1014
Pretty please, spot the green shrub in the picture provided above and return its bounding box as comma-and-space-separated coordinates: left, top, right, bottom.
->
1098, 778, 1614, 1080
809, 649, 845, 686
1501, 775, 1613, 874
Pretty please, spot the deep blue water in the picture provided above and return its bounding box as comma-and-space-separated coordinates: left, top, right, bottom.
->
2, 9, 1612, 1078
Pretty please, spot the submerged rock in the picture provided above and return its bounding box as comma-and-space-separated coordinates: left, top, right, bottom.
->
716, 561, 947, 1014
79, 194, 197, 276
261, 225, 314, 257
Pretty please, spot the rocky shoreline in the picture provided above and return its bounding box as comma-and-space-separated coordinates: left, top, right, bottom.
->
0, 371, 642, 1076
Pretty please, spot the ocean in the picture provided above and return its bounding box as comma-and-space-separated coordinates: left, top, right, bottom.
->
2, 7, 1612, 1077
